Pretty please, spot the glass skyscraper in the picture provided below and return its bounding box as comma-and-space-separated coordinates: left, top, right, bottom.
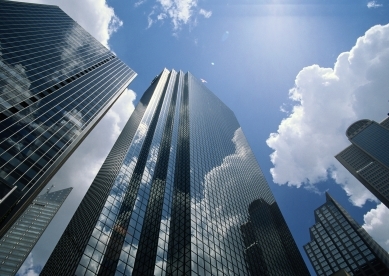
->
42, 69, 309, 275
335, 117, 389, 208
0, 186, 72, 276
304, 193, 389, 276
0, 0, 136, 237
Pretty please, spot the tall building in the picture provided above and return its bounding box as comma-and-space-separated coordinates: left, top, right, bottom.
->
42, 69, 309, 275
335, 117, 389, 208
304, 193, 389, 276
0, 186, 72, 276
240, 199, 310, 275
0, 0, 136, 237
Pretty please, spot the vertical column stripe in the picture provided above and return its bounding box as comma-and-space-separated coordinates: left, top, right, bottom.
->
132, 71, 180, 275
166, 73, 191, 276
97, 73, 171, 276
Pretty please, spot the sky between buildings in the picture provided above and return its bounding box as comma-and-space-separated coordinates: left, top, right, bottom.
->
13, 0, 389, 275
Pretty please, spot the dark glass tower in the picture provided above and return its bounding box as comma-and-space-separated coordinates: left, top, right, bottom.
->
0, 187, 72, 275
42, 69, 309, 275
304, 193, 389, 276
335, 117, 389, 208
0, 0, 136, 237
240, 199, 309, 275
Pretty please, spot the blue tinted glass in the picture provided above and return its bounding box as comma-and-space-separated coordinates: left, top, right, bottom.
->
0, 0, 136, 236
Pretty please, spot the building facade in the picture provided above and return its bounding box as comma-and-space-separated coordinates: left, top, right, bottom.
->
335, 117, 389, 208
42, 69, 309, 275
0, 0, 136, 237
0, 187, 72, 275
240, 199, 310, 275
304, 193, 389, 276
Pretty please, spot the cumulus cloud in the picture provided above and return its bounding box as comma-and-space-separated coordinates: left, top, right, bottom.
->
363, 203, 389, 252
189, 127, 274, 274
16, 0, 122, 48
367, 1, 383, 8
191, 128, 249, 274
266, 24, 389, 206
147, 0, 211, 30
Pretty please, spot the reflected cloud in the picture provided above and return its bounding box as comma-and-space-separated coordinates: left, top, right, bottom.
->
16, 253, 41, 276
190, 127, 265, 274
0, 50, 32, 112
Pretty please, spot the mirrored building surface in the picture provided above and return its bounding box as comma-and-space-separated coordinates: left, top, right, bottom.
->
335, 117, 389, 209
42, 69, 309, 275
0, 0, 136, 237
304, 193, 389, 276
0, 187, 72, 276
240, 199, 309, 275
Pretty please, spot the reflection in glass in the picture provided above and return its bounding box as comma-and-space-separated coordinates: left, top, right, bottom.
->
43, 70, 308, 276
0, 0, 136, 238
304, 193, 389, 276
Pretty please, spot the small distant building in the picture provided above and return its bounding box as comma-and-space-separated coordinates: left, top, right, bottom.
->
0, 187, 72, 275
304, 193, 389, 276
335, 117, 389, 208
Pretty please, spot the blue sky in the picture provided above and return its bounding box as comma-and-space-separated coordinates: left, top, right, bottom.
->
15, 0, 389, 275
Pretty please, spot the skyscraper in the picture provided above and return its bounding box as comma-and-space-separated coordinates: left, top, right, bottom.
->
240, 199, 310, 275
335, 117, 389, 208
304, 193, 389, 276
42, 69, 309, 275
0, 186, 72, 276
0, 0, 136, 237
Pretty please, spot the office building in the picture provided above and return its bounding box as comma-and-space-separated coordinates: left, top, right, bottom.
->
240, 198, 310, 275
0, 187, 72, 276
42, 69, 309, 275
335, 117, 389, 208
0, 0, 136, 237
304, 193, 389, 276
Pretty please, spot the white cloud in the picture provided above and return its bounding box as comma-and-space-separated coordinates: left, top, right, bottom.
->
190, 127, 274, 274
16, 253, 40, 276
363, 203, 389, 252
367, 1, 383, 8
191, 128, 254, 274
49, 88, 136, 199
279, 104, 289, 114
266, 24, 389, 206
135, 0, 146, 7
147, 0, 211, 30
157, 13, 167, 20
199, 8, 212, 18
159, 0, 197, 29
148, 10, 156, 29
20, 89, 136, 269
16, 0, 122, 48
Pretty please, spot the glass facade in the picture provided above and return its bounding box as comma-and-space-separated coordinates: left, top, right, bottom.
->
335, 117, 389, 208
0, 187, 72, 275
0, 0, 136, 237
42, 69, 309, 275
304, 193, 389, 276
